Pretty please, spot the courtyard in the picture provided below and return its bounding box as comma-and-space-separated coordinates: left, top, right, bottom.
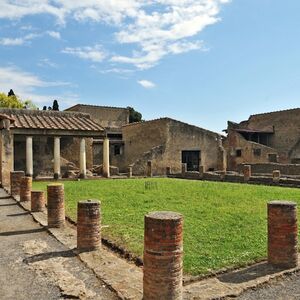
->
33, 178, 300, 276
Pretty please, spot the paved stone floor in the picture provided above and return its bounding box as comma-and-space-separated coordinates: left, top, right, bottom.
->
0, 189, 117, 300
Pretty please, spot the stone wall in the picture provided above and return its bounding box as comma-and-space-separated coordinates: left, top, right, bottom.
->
0, 129, 14, 189
66, 104, 129, 129
224, 130, 280, 171
238, 163, 300, 176
121, 118, 223, 175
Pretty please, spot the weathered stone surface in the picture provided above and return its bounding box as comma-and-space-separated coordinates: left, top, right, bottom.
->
243, 165, 251, 182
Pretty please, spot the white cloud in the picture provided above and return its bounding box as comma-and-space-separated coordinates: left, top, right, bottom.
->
0, 0, 230, 68
0, 33, 40, 46
62, 45, 106, 62
47, 31, 61, 39
38, 58, 59, 68
137, 80, 156, 89
0, 66, 70, 104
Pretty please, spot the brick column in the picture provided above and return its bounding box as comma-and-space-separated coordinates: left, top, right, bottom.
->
181, 163, 187, 176
143, 211, 183, 300
166, 167, 171, 176
268, 201, 298, 268
243, 165, 251, 182
10, 171, 25, 197
77, 200, 101, 251
20, 176, 32, 202
31, 190, 45, 212
127, 166, 133, 178
273, 170, 281, 183
147, 160, 152, 177
199, 165, 204, 179
47, 183, 65, 228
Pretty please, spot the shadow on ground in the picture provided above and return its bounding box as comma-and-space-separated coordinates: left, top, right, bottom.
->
218, 262, 284, 284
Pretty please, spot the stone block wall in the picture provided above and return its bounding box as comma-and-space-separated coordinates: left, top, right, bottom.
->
238, 163, 300, 176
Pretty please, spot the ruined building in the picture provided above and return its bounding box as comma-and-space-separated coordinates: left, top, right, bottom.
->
224, 108, 300, 171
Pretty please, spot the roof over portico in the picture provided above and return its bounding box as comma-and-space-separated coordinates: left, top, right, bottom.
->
0, 108, 105, 137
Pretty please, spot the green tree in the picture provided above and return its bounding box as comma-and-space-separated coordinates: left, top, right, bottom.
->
127, 106, 143, 123
0, 92, 23, 108
0, 91, 37, 109
52, 99, 59, 111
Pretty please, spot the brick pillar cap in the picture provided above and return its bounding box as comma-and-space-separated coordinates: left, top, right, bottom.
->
268, 200, 297, 207
78, 199, 100, 206
31, 190, 44, 193
146, 211, 182, 220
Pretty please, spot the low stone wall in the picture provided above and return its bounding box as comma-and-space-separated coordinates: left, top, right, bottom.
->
169, 172, 300, 188
238, 163, 300, 176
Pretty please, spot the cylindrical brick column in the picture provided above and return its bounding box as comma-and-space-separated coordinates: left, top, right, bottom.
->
268, 201, 298, 268
143, 211, 183, 300
31, 190, 45, 212
181, 163, 187, 176
10, 171, 25, 197
273, 170, 281, 183
166, 167, 171, 176
127, 166, 133, 178
77, 200, 101, 251
20, 176, 32, 202
199, 165, 204, 179
243, 165, 251, 182
147, 160, 152, 177
47, 183, 65, 228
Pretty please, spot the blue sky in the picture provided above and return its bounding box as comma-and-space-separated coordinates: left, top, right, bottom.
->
0, 1, 300, 133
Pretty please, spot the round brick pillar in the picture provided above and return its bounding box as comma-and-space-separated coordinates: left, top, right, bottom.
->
10, 171, 25, 197
268, 201, 298, 268
147, 160, 152, 177
181, 163, 187, 176
127, 166, 133, 178
273, 170, 281, 183
77, 200, 101, 251
20, 176, 32, 202
243, 165, 251, 182
31, 190, 45, 212
143, 211, 183, 300
47, 183, 65, 228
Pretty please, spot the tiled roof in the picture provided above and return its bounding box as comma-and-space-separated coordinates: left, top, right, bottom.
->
0, 108, 104, 132
65, 103, 129, 111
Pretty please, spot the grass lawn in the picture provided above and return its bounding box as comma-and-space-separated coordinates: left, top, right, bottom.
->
33, 178, 300, 276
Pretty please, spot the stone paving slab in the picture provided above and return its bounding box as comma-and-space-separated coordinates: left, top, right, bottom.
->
11, 190, 300, 300
17, 196, 143, 300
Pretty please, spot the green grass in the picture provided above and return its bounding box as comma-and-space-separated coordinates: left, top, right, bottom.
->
33, 178, 300, 276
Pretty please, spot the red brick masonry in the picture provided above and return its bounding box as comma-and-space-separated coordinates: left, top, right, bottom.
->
20, 176, 32, 202
243, 165, 251, 182
47, 183, 65, 228
77, 200, 101, 251
143, 211, 183, 300
268, 201, 298, 268
10, 171, 25, 197
31, 190, 45, 212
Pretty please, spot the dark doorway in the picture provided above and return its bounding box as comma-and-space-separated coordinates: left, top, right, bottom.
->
182, 150, 200, 171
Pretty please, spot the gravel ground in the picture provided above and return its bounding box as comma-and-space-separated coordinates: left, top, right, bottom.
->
233, 271, 300, 300
0, 190, 118, 300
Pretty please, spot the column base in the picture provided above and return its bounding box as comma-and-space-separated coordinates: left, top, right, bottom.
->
54, 173, 61, 180
79, 173, 86, 179
26, 173, 33, 177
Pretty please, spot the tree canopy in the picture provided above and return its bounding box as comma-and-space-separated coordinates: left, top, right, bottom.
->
0, 91, 37, 109
127, 106, 143, 123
